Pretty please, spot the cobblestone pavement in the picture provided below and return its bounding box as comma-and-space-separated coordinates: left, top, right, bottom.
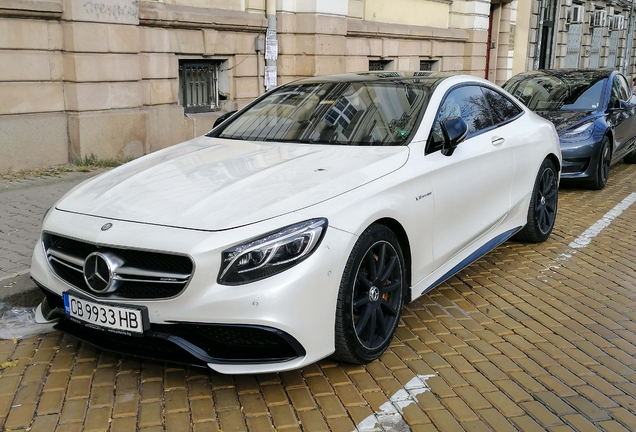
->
1, 164, 636, 431
0, 171, 105, 282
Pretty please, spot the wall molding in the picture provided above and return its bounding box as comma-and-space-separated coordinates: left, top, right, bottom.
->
0, 0, 62, 19
138, 2, 267, 32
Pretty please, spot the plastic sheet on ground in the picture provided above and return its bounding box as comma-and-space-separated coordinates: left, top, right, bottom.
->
0, 302, 54, 340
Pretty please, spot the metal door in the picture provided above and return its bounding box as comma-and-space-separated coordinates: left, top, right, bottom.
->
589, 27, 603, 68
565, 24, 582, 68
607, 30, 619, 69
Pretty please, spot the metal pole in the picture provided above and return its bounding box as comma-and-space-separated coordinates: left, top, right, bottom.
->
534, 0, 547, 70
265, 0, 277, 90
624, 0, 635, 77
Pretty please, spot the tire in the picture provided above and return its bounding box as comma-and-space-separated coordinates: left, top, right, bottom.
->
332, 224, 406, 364
624, 145, 636, 164
587, 136, 611, 190
513, 158, 558, 243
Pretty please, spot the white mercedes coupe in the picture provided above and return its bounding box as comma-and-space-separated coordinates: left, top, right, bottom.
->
31, 72, 561, 374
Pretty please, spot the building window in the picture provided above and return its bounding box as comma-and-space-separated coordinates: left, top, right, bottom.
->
369, 60, 394, 71
178, 60, 223, 113
420, 60, 439, 71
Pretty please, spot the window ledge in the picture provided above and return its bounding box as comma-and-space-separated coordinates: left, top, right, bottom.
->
139, 2, 267, 31
0, 0, 62, 19
347, 18, 468, 42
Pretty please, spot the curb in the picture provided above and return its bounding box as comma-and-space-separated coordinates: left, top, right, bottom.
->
0, 273, 44, 307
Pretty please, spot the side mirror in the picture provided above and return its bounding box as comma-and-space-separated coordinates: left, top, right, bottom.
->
609, 99, 627, 111
213, 110, 237, 128
440, 117, 468, 156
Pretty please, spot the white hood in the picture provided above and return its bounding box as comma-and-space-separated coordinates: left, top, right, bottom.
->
56, 137, 409, 231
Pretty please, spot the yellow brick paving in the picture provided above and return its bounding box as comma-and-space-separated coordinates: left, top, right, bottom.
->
2, 164, 636, 431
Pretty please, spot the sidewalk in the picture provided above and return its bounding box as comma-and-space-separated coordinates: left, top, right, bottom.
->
0, 170, 104, 305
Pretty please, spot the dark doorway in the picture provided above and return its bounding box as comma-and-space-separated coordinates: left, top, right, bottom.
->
539, 0, 558, 69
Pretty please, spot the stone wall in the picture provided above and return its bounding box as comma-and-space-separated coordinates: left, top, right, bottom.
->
0, 0, 508, 173
0, 2, 68, 172
526, 0, 634, 74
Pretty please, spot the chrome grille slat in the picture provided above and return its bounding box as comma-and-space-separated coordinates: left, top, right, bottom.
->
48, 248, 85, 268
42, 233, 194, 300
114, 266, 190, 280
112, 276, 188, 284
48, 255, 83, 273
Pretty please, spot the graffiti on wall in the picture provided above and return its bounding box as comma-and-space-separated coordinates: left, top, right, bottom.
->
82, 1, 138, 20
69, 0, 139, 24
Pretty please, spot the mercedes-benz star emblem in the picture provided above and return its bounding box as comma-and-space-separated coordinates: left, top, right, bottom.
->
101, 223, 113, 231
83, 252, 114, 293
369, 286, 380, 303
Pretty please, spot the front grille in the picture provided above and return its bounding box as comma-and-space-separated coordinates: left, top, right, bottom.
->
42, 233, 194, 300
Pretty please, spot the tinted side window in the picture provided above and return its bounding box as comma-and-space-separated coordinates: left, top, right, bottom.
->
430, 85, 495, 150
611, 77, 623, 106
617, 74, 631, 100
482, 88, 522, 124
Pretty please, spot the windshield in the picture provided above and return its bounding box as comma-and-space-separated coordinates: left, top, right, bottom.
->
503, 74, 607, 111
216, 81, 430, 146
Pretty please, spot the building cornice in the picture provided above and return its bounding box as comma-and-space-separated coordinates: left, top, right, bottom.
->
347, 18, 469, 41
138, 2, 267, 31
0, 0, 62, 19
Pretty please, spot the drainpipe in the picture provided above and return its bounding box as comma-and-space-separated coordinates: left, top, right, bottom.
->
624, 0, 635, 78
532, 0, 545, 70
534, 0, 547, 70
265, 0, 277, 91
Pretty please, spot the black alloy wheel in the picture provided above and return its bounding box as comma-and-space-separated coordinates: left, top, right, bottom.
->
624, 145, 636, 164
514, 158, 558, 243
589, 136, 611, 190
333, 224, 405, 364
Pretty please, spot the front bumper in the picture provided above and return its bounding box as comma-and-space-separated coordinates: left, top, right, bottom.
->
31, 209, 355, 374
37, 286, 306, 367
559, 137, 600, 181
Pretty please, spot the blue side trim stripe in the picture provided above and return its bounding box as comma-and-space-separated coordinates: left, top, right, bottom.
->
423, 227, 522, 295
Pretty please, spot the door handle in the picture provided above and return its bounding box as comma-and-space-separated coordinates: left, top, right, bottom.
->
492, 136, 505, 146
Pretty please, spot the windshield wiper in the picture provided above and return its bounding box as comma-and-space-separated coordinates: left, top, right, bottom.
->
294, 138, 337, 145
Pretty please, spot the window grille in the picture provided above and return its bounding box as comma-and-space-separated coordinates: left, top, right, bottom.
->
420, 60, 438, 71
179, 60, 221, 113
369, 60, 392, 71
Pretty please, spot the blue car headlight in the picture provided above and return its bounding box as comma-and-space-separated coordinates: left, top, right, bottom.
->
218, 218, 328, 285
560, 121, 595, 142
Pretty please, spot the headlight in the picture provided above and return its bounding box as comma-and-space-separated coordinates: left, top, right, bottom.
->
218, 218, 328, 285
561, 121, 595, 142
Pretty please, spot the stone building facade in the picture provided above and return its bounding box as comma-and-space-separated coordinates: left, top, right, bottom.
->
518, 0, 635, 74
0, 0, 519, 173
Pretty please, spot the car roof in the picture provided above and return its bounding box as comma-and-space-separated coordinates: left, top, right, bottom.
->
513, 68, 615, 80
286, 71, 460, 86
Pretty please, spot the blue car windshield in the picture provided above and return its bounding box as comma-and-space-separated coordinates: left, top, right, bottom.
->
217, 81, 430, 146
504, 74, 607, 111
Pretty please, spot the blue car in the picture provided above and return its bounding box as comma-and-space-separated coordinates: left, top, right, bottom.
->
503, 69, 636, 189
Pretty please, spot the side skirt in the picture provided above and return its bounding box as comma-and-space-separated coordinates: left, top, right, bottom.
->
413, 226, 522, 300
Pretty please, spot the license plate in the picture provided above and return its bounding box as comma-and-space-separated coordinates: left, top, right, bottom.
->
63, 292, 146, 335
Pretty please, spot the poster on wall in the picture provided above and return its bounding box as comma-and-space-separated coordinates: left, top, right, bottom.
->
265, 66, 277, 89
265, 39, 278, 61
265, 29, 278, 61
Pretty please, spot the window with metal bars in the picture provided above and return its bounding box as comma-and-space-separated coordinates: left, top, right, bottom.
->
368, 60, 393, 71
420, 60, 438, 71
178, 60, 221, 113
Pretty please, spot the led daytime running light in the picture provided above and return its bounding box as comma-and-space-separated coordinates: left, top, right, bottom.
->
218, 218, 328, 284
